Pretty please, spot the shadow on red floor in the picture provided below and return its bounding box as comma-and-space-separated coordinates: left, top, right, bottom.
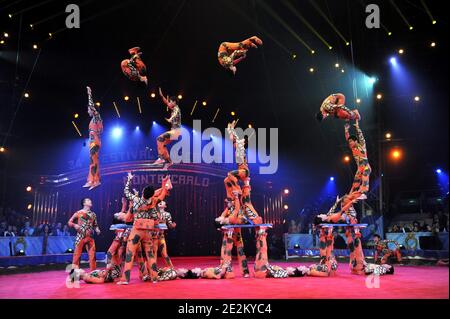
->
0, 257, 448, 299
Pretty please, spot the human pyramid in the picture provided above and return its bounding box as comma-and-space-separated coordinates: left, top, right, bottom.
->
68, 37, 393, 285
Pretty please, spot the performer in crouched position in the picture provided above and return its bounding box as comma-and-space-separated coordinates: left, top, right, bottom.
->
218, 36, 263, 74
316, 93, 361, 122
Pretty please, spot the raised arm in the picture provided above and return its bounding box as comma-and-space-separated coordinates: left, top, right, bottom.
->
355, 121, 366, 149
150, 176, 173, 206
159, 87, 170, 107
344, 122, 350, 141
87, 87, 99, 115
124, 172, 138, 202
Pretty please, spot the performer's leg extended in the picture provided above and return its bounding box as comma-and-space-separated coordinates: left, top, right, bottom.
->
86, 237, 97, 272
233, 229, 250, 277
119, 229, 142, 283
156, 129, 180, 163
254, 228, 269, 278
219, 231, 235, 279
88, 144, 100, 184
158, 235, 174, 268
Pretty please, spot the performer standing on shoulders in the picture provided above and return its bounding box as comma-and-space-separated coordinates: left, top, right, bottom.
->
153, 87, 181, 169
83, 86, 103, 190
345, 120, 371, 201
68, 198, 100, 271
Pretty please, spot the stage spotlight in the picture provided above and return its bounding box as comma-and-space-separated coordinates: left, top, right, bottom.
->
344, 155, 350, 163
329, 177, 335, 181
309, 67, 314, 73
248, 124, 253, 128
112, 127, 123, 139
368, 77, 377, 85
26, 186, 32, 192
283, 204, 289, 210
231, 111, 235, 116
8, 14, 12, 19
390, 149, 403, 161
431, 42, 436, 47
0, 40, 5, 45
124, 96, 129, 101
150, 93, 156, 98
3, 32, 9, 38
48, 33, 53, 38
178, 94, 183, 100
398, 49, 404, 54
436, 169, 442, 174
388, 32, 392, 36
335, 63, 340, 68
409, 26, 414, 30
292, 53, 297, 59
346, 42, 350, 46
376, 94, 383, 100
32, 44, 38, 50
74, 113, 79, 119
0, 147, 5, 153
135, 126, 140, 131
341, 69, 345, 73
414, 96, 420, 102
65, 248, 74, 253
95, 102, 101, 107
152, 121, 156, 125
328, 46, 332, 50
311, 50, 315, 54
294, 244, 300, 249
385, 132, 392, 139
356, 98, 361, 104
202, 101, 207, 106
27, 204, 32, 210
432, 20, 437, 25
284, 189, 290, 195
389, 57, 397, 65
24, 92, 30, 98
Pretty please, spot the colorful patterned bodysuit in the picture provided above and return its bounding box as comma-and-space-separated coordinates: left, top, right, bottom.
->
345, 124, 371, 201
217, 36, 263, 70
320, 93, 360, 121
87, 89, 103, 185
68, 209, 98, 271
157, 105, 181, 164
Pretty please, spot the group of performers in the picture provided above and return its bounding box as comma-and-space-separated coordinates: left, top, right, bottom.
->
67, 37, 398, 285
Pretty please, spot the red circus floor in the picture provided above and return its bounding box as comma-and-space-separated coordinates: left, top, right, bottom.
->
0, 257, 448, 299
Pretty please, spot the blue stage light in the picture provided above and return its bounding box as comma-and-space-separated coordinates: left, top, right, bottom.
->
368, 77, 377, 85
389, 57, 397, 66
330, 177, 335, 181
135, 126, 140, 131
436, 169, 442, 174
112, 127, 123, 139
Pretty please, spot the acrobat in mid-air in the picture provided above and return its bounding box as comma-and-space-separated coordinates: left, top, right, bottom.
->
83, 86, 103, 190
121, 47, 148, 85
218, 36, 263, 75
316, 93, 361, 122
152, 87, 182, 169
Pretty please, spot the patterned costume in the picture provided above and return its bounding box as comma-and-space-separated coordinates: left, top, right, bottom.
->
218, 36, 263, 74
154, 89, 181, 168
345, 122, 371, 202
117, 175, 171, 284
374, 239, 402, 264
317, 93, 361, 122
120, 47, 148, 85
216, 197, 250, 278
153, 207, 175, 268
84, 87, 103, 190
68, 209, 99, 271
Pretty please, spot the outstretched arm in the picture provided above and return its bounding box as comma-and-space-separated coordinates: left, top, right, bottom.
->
151, 176, 173, 205
124, 172, 138, 203
87, 86, 99, 116
159, 87, 170, 107
355, 121, 366, 149
344, 122, 350, 141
